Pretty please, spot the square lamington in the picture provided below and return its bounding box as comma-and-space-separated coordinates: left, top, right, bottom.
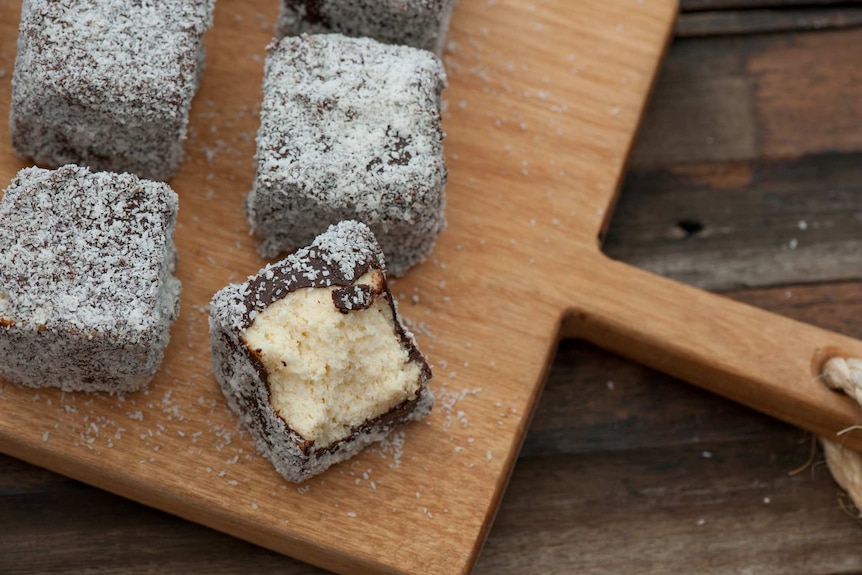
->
209, 221, 433, 482
276, 0, 457, 54
0, 165, 182, 393
9, 0, 215, 182
246, 34, 447, 277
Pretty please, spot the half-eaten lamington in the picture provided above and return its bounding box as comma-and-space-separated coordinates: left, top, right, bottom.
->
209, 221, 433, 483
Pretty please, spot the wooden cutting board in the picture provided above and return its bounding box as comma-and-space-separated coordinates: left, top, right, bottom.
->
5, 1, 862, 574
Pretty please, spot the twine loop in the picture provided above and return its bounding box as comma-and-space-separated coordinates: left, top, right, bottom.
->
823, 357, 862, 406
820, 356, 862, 515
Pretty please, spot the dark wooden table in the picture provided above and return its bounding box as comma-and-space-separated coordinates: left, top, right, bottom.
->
3, 1, 862, 573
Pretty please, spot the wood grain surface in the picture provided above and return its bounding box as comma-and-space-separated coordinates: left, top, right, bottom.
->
0, 0, 677, 574
4, 3, 862, 574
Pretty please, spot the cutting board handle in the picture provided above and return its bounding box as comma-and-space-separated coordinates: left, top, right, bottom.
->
561, 254, 862, 450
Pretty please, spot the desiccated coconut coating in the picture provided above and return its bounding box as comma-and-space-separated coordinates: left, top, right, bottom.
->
9, 0, 215, 182
246, 34, 448, 278
209, 221, 433, 483
0, 165, 181, 393
276, 0, 457, 54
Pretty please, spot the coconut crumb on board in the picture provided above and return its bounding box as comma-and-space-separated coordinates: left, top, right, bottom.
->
370, 429, 407, 468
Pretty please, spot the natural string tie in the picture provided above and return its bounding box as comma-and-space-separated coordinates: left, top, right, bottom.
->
821, 357, 862, 515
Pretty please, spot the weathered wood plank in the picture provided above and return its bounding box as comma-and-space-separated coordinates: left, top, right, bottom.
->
750, 29, 862, 159
629, 36, 755, 169
630, 29, 862, 169
728, 281, 862, 340
677, 8, 862, 37
0, 0, 680, 572
604, 154, 862, 290
522, 340, 796, 457
477, 440, 862, 575
0, 456, 320, 575
3, 429, 852, 575
681, 0, 848, 11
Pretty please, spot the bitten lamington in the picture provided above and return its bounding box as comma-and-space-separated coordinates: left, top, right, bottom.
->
246, 34, 448, 277
209, 221, 433, 483
9, 0, 215, 182
276, 0, 457, 54
0, 165, 182, 393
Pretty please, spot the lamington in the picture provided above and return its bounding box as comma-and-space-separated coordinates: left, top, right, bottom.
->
9, 0, 215, 181
246, 34, 448, 277
276, 0, 457, 54
209, 221, 433, 483
0, 165, 181, 393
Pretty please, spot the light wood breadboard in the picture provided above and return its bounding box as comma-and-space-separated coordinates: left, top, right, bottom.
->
7, 1, 862, 574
